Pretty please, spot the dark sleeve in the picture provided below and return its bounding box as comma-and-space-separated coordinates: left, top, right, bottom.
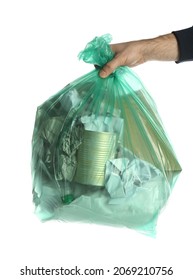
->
172, 26, 193, 63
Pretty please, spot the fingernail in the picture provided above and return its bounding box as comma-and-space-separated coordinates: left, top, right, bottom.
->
99, 70, 106, 78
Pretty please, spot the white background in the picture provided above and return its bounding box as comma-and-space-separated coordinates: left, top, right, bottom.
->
0, 0, 192, 279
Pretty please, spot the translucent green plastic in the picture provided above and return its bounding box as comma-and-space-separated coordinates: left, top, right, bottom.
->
31, 34, 181, 237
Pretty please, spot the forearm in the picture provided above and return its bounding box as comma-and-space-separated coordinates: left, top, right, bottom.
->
142, 33, 179, 62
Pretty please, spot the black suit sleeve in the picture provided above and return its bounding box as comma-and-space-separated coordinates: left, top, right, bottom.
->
172, 26, 193, 63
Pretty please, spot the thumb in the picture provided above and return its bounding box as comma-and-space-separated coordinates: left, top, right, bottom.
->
99, 57, 120, 78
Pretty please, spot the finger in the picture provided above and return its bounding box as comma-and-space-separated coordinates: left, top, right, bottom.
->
99, 57, 120, 78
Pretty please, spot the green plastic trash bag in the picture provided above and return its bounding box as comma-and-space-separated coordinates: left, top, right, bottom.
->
31, 34, 181, 237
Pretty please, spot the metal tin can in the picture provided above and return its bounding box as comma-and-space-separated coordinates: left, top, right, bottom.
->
74, 130, 117, 186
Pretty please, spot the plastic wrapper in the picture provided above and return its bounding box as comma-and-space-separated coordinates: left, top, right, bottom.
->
31, 34, 181, 237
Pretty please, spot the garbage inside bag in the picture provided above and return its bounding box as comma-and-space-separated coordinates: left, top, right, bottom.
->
31, 34, 182, 236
